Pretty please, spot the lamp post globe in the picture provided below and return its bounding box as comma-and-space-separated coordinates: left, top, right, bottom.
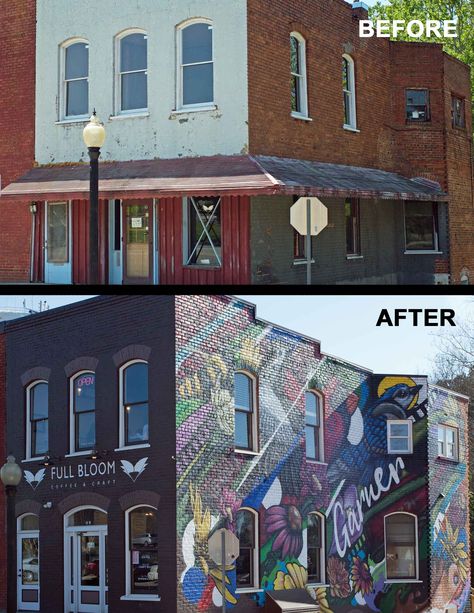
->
0, 454, 22, 487
82, 110, 106, 285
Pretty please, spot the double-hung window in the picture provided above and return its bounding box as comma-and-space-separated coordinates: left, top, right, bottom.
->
385, 513, 418, 580
126, 506, 158, 596
62, 41, 89, 119
184, 196, 222, 267
451, 96, 465, 128
307, 513, 325, 584
236, 508, 258, 590
345, 198, 361, 256
406, 89, 430, 122
290, 33, 308, 118
404, 202, 439, 252
71, 372, 96, 453
117, 31, 148, 113
438, 424, 459, 461
342, 55, 357, 129
120, 361, 149, 447
305, 391, 323, 461
27, 382, 49, 459
387, 420, 413, 454
234, 372, 257, 451
179, 21, 214, 108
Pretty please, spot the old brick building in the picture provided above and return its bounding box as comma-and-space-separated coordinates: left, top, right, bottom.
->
1, 295, 470, 612
0, 0, 472, 284
0, 324, 6, 612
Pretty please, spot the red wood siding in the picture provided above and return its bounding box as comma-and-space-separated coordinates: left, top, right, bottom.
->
71, 199, 108, 284
32, 202, 45, 282
159, 195, 250, 285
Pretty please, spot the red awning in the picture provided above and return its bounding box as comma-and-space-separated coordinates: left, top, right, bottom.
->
0, 155, 448, 201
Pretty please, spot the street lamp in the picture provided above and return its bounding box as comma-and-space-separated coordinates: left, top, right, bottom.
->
83, 110, 106, 285
0, 455, 22, 613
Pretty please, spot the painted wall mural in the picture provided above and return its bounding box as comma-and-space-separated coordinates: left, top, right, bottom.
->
175, 296, 470, 613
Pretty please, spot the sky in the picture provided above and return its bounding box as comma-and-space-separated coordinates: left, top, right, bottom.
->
1, 294, 472, 377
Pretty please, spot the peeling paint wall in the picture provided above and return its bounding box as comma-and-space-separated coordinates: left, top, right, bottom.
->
35, 0, 248, 164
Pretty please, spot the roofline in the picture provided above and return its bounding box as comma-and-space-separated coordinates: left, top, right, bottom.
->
429, 383, 470, 401
323, 352, 374, 373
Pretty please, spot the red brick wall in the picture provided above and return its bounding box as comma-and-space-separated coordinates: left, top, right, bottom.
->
0, 330, 6, 610
0, 0, 36, 282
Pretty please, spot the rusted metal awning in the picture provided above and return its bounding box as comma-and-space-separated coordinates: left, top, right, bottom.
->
0, 155, 448, 201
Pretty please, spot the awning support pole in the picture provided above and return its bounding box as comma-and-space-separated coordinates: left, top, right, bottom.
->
88, 147, 100, 284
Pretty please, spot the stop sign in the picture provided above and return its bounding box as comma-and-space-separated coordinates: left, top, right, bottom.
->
290, 197, 328, 236
208, 529, 240, 566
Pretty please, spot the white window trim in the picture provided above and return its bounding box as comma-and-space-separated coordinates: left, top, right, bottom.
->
343, 54, 357, 130
124, 504, 159, 599
236, 507, 259, 592
387, 420, 413, 455
384, 512, 419, 581
437, 424, 459, 461
234, 370, 259, 453
59, 38, 90, 122
25, 381, 48, 461
306, 512, 326, 586
119, 359, 149, 449
176, 18, 214, 111
290, 32, 308, 119
403, 201, 439, 253
69, 370, 95, 455
305, 390, 325, 463
115, 29, 148, 116
17, 513, 40, 612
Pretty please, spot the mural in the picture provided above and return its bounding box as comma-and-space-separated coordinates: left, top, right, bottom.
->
175, 296, 470, 612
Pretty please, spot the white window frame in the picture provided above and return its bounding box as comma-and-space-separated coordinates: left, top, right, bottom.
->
118, 359, 150, 451
437, 424, 459, 461
60, 38, 89, 121
17, 513, 40, 611
122, 504, 160, 601
387, 420, 413, 455
290, 32, 308, 119
25, 380, 48, 461
343, 54, 357, 130
115, 29, 148, 116
306, 512, 326, 586
176, 18, 215, 111
305, 390, 325, 463
234, 370, 259, 454
182, 196, 222, 268
236, 507, 260, 593
69, 370, 95, 456
384, 512, 419, 582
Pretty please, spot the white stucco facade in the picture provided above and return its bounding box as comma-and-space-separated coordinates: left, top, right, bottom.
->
36, 0, 248, 164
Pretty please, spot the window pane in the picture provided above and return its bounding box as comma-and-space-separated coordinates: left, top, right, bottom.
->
235, 410, 250, 449
68, 509, 106, 527
236, 511, 255, 548
125, 363, 148, 404
235, 373, 252, 411
47, 202, 68, 263
122, 72, 147, 111
386, 515, 416, 579
236, 547, 252, 587
126, 403, 149, 443
182, 23, 213, 64
308, 514, 321, 547
74, 373, 95, 413
405, 202, 435, 251
65, 43, 88, 80
77, 411, 96, 450
308, 515, 322, 583
291, 75, 300, 113
131, 508, 157, 548
81, 535, 100, 586
446, 428, 455, 444
32, 383, 48, 419
130, 508, 158, 594
342, 58, 349, 91
33, 420, 48, 456
121, 34, 147, 72
305, 425, 316, 459
305, 392, 319, 426
66, 79, 88, 116
22, 538, 39, 585
21, 515, 39, 531
390, 423, 409, 437
406, 89, 429, 121
290, 37, 300, 74
187, 197, 221, 266
183, 63, 213, 106
389, 437, 410, 452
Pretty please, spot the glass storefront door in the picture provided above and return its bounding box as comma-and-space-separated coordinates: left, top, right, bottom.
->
17, 532, 40, 610
45, 201, 72, 284
123, 202, 153, 284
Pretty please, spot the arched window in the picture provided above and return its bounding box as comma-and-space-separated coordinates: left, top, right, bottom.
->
307, 512, 325, 584
305, 391, 324, 462
343, 55, 357, 129
290, 32, 308, 118
178, 20, 214, 108
234, 371, 257, 452
61, 40, 89, 119
236, 508, 259, 590
18, 514, 40, 611
26, 381, 49, 459
125, 505, 158, 596
385, 513, 418, 580
70, 371, 96, 454
116, 30, 148, 113
119, 361, 149, 448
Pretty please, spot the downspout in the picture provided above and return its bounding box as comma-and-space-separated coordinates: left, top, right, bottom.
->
29, 202, 37, 283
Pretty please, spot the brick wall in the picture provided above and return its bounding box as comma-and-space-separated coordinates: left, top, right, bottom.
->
175, 295, 434, 612
0, 0, 36, 282
0, 328, 6, 612
428, 385, 471, 611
